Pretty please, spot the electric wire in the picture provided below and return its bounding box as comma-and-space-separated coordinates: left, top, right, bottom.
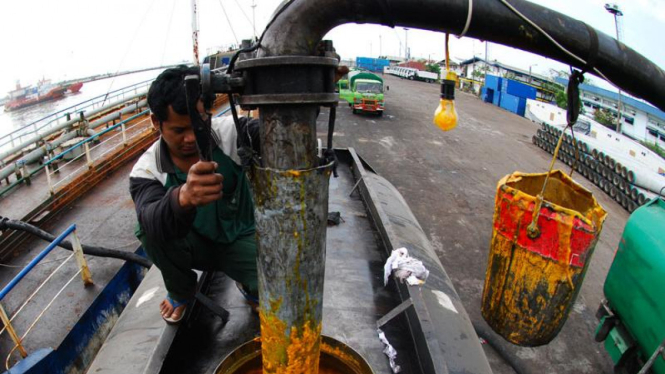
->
227, 0, 296, 74
160, 0, 178, 66
0, 254, 75, 338
233, 0, 254, 28
458, 0, 473, 38
498, 0, 621, 92
218, 0, 240, 45
5, 269, 82, 370
101, 0, 160, 106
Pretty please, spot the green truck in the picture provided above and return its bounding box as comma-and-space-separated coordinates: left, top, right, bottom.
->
596, 196, 665, 374
339, 71, 385, 115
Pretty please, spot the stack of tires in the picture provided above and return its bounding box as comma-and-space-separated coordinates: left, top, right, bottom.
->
532, 123, 654, 213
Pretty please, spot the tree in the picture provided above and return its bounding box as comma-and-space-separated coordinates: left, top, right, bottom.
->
426, 63, 441, 75
593, 109, 617, 131
640, 141, 665, 160
555, 90, 568, 109
471, 69, 485, 81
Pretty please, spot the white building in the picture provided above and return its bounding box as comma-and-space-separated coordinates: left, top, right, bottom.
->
458, 57, 556, 101
556, 78, 665, 148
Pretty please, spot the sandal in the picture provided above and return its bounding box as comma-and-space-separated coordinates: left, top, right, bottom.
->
162, 295, 189, 325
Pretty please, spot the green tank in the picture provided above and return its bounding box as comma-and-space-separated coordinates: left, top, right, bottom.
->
596, 197, 665, 374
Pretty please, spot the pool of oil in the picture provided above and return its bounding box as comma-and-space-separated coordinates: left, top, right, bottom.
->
215, 336, 374, 374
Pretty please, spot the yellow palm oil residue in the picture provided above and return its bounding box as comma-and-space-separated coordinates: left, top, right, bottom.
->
259, 308, 322, 374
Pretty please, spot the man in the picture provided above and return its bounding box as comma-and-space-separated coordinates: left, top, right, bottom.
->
129, 66, 259, 324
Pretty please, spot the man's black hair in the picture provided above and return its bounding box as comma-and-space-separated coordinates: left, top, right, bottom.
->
147, 65, 200, 123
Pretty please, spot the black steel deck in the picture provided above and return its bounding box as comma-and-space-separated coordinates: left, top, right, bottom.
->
88, 149, 491, 374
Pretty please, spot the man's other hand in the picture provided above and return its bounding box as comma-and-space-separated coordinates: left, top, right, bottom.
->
335, 66, 350, 83
178, 161, 223, 208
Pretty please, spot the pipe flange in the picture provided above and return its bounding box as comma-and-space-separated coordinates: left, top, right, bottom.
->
234, 56, 338, 108
235, 56, 338, 69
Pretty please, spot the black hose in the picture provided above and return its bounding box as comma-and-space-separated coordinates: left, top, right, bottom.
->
0, 217, 153, 269
472, 321, 530, 374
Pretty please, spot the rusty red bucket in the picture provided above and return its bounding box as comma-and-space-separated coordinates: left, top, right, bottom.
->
481, 170, 607, 346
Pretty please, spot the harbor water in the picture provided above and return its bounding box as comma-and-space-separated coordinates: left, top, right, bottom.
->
0, 69, 163, 139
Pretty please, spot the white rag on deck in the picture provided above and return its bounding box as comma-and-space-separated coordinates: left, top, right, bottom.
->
383, 247, 430, 286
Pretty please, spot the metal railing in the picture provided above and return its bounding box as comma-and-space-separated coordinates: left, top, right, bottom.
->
0, 224, 92, 369
43, 110, 151, 196
0, 80, 152, 154
0, 109, 151, 199
1, 94, 230, 199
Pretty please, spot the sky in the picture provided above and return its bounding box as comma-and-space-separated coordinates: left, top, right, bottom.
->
0, 0, 663, 100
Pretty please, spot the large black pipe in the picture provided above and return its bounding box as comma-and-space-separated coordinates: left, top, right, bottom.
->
246, 0, 664, 371
259, 0, 664, 111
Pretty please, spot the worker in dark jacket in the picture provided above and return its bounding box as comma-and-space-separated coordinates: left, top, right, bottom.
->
129, 66, 259, 324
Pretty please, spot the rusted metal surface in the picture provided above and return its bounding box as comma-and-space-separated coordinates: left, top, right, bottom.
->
482, 170, 607, 346
259, 106, 321, 170
251, 162, 332, 373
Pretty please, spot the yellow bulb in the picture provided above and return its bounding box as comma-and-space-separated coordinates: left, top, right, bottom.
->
433, 98, 458, 131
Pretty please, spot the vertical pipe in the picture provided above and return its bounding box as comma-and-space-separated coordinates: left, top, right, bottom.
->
45, 164, 54, 195
84, 143, 93, 168
121, 123, 127, 146
253, 104, 331, 373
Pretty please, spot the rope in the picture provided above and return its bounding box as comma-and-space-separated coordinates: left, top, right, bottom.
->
233, 0, 254, 28
0, 254, 74, 338
5, 269, 81, 370
102, 0, 159, 106
218, 0, 239, 45
526, 71, 584, 238
458, 0, 473, 38
569, 126, 581, 177
497, 0, 623, 94
160, 0, 178, 66
445, 34, 450, 71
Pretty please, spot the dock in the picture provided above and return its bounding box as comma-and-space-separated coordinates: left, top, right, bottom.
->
0, 75, 625, 373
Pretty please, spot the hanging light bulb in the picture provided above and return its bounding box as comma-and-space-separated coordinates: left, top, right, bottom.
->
433, 71, 458, 131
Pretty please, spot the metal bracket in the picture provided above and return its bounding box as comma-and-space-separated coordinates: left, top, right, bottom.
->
377, 298, 414, 328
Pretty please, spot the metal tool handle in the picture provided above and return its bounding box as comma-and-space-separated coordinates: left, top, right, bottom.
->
184, 75, 213, 161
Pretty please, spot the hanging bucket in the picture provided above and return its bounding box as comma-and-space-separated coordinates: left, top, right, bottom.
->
481, 170, 607, 346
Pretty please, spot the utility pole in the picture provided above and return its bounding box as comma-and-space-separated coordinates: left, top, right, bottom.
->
605, 3, 624, 133
251, 0, 257, 39
529, 64, 538, 84
404, 28, 409, 60
379, 35, 382, 58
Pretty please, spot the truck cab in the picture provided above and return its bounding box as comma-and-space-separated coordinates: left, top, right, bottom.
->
339, 71, 385, 116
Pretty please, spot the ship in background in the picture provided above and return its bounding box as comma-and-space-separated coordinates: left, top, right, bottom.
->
3, 79, 83, 112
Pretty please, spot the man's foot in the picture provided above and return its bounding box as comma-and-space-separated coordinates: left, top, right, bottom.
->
160, 295, 188, 325
236, 282, 259, 314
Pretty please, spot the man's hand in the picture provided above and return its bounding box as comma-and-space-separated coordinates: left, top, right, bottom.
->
178, 161, 223, 209
335, 66, 350, 83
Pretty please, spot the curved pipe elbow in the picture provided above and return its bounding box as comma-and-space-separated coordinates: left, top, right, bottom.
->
258, 0, 665, 110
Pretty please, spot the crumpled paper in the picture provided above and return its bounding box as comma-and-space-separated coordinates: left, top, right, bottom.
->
383, 247, 430, 286
377, 329, 401, 373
